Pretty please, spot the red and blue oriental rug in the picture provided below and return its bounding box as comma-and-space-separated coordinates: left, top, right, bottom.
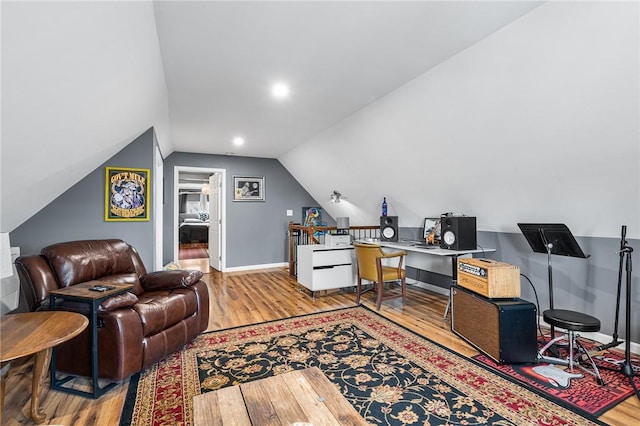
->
120, 306, 606, 425
473, 340, 640, 417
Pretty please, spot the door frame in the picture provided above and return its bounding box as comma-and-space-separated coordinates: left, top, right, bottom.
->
173, 166, 226, 271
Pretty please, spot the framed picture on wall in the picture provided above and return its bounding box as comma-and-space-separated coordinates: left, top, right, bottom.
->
105, 167, 150, 221
233, 176, 265, 201
302, 206, 326, 236
302, 207, 322, 227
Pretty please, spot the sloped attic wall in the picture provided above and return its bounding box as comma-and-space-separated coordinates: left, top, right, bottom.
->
9, 129, 156, 268
279, 1, 640, 342
1, 1, 170, 233
280, 1, 639, 240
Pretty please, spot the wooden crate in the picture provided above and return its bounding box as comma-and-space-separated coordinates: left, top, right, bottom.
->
457, 258, 520, 298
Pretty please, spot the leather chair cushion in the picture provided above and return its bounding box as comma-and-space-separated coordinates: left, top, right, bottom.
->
134, 289, 198, 337
42, 239, 139, 287
140, 270, 204, 291
380, 266, 407, 281
142, 315, 200, 369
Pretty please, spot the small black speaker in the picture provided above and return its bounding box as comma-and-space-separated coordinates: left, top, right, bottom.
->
380, 216, 398, 242
440, 216, 476, 250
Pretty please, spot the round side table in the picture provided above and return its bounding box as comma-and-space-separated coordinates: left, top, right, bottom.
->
0, 311, 88, 424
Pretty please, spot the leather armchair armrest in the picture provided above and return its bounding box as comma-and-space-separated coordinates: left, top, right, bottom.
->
39, 292, 139, 315
99, 292, 139, 313
140, 270, 204, 291
376, 250, 406, 271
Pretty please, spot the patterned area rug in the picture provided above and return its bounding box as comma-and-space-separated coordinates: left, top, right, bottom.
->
473, 340, 640, 417
120, 306, 605, 425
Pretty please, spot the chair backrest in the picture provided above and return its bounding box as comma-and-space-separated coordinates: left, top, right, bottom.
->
16, 239, 147, 311
354, 243, 385, 281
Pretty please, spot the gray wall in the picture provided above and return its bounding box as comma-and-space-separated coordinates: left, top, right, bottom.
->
486, 231, 640, 344
10, 128, 156, 268
401, 226, 640, 343
163, 152, 325, 268
8, 127, 639, 343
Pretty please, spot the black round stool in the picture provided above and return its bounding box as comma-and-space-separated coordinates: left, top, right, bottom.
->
540, 309, 604, 385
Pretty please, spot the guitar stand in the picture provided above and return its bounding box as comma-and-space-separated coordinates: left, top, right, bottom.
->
538, 330, 604, 385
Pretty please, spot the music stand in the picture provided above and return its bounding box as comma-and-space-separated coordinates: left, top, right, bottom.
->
518, 223, 604, 384
517, 223, 589, 339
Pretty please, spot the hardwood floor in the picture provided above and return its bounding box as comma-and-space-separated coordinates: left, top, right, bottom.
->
1, 268, 638, 425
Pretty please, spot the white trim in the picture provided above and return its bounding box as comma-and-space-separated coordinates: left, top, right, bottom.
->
408, 278, 449, 296
223, 262, 288, 273
174, 166, 226, 271
153, 144, 164, 271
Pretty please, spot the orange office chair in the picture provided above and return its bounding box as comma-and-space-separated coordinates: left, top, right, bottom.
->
354, 243, 407, 310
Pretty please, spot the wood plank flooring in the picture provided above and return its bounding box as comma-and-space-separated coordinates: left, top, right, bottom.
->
1, 267, 638, 425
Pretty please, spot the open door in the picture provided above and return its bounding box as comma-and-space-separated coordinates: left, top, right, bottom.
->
174, 166, 225, 271
209, 173, 222, 271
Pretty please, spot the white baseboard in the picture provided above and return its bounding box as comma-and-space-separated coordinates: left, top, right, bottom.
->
408, 278, 640, 355
408, 278, 449, 296
223, 262, 288, 273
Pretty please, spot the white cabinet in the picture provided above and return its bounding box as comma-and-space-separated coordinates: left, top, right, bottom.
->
297, 245, 356, 293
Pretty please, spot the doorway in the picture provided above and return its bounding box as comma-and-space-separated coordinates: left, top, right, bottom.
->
174, 166, 226, 272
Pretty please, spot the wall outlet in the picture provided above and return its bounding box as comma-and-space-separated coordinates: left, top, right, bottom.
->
286, 209, 293, 216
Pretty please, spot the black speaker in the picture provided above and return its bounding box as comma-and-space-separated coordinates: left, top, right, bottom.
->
380, 216, 398, 242
440, 216, 476, 250
451, 285, 537, 364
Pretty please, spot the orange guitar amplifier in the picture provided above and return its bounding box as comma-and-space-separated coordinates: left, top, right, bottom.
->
457, 258, 520, 298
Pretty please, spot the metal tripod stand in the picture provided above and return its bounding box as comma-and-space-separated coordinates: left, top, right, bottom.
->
598, 226, 639, 400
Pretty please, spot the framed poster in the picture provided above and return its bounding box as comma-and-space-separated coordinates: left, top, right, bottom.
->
302, 207, 325, 236
302, 207, 322, 227
105, 167, 150, 221
233, 176, 265, 201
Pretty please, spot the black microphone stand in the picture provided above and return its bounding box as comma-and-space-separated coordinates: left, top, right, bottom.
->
594, 225, 626, 352
596, 225, 639, 401
619, 243, 639, 400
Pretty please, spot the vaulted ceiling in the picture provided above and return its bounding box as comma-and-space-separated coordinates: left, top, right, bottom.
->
1, 1, 543, 231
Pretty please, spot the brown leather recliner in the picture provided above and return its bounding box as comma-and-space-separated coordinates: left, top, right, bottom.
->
15, 239, 210, 382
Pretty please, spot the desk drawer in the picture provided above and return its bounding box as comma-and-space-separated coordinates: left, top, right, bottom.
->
311, 264, 353, 290
312, 249, 353, 267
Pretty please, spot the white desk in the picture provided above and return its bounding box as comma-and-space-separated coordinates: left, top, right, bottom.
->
365, 239, 495, 285
356, 239, 495, 317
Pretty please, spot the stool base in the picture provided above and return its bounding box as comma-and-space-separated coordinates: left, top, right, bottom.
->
538, 331, 605, 386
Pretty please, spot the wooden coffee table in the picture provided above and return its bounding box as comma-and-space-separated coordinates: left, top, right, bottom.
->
193, 367, 367, 425
0, 311, 88, 424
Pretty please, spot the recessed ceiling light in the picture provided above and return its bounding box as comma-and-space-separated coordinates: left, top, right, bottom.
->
271, 82, 290, 99
233, 136, 244, 146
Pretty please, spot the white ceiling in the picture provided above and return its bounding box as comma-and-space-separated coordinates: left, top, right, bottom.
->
1, 1, 543, 231
153, 0, 544, 158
